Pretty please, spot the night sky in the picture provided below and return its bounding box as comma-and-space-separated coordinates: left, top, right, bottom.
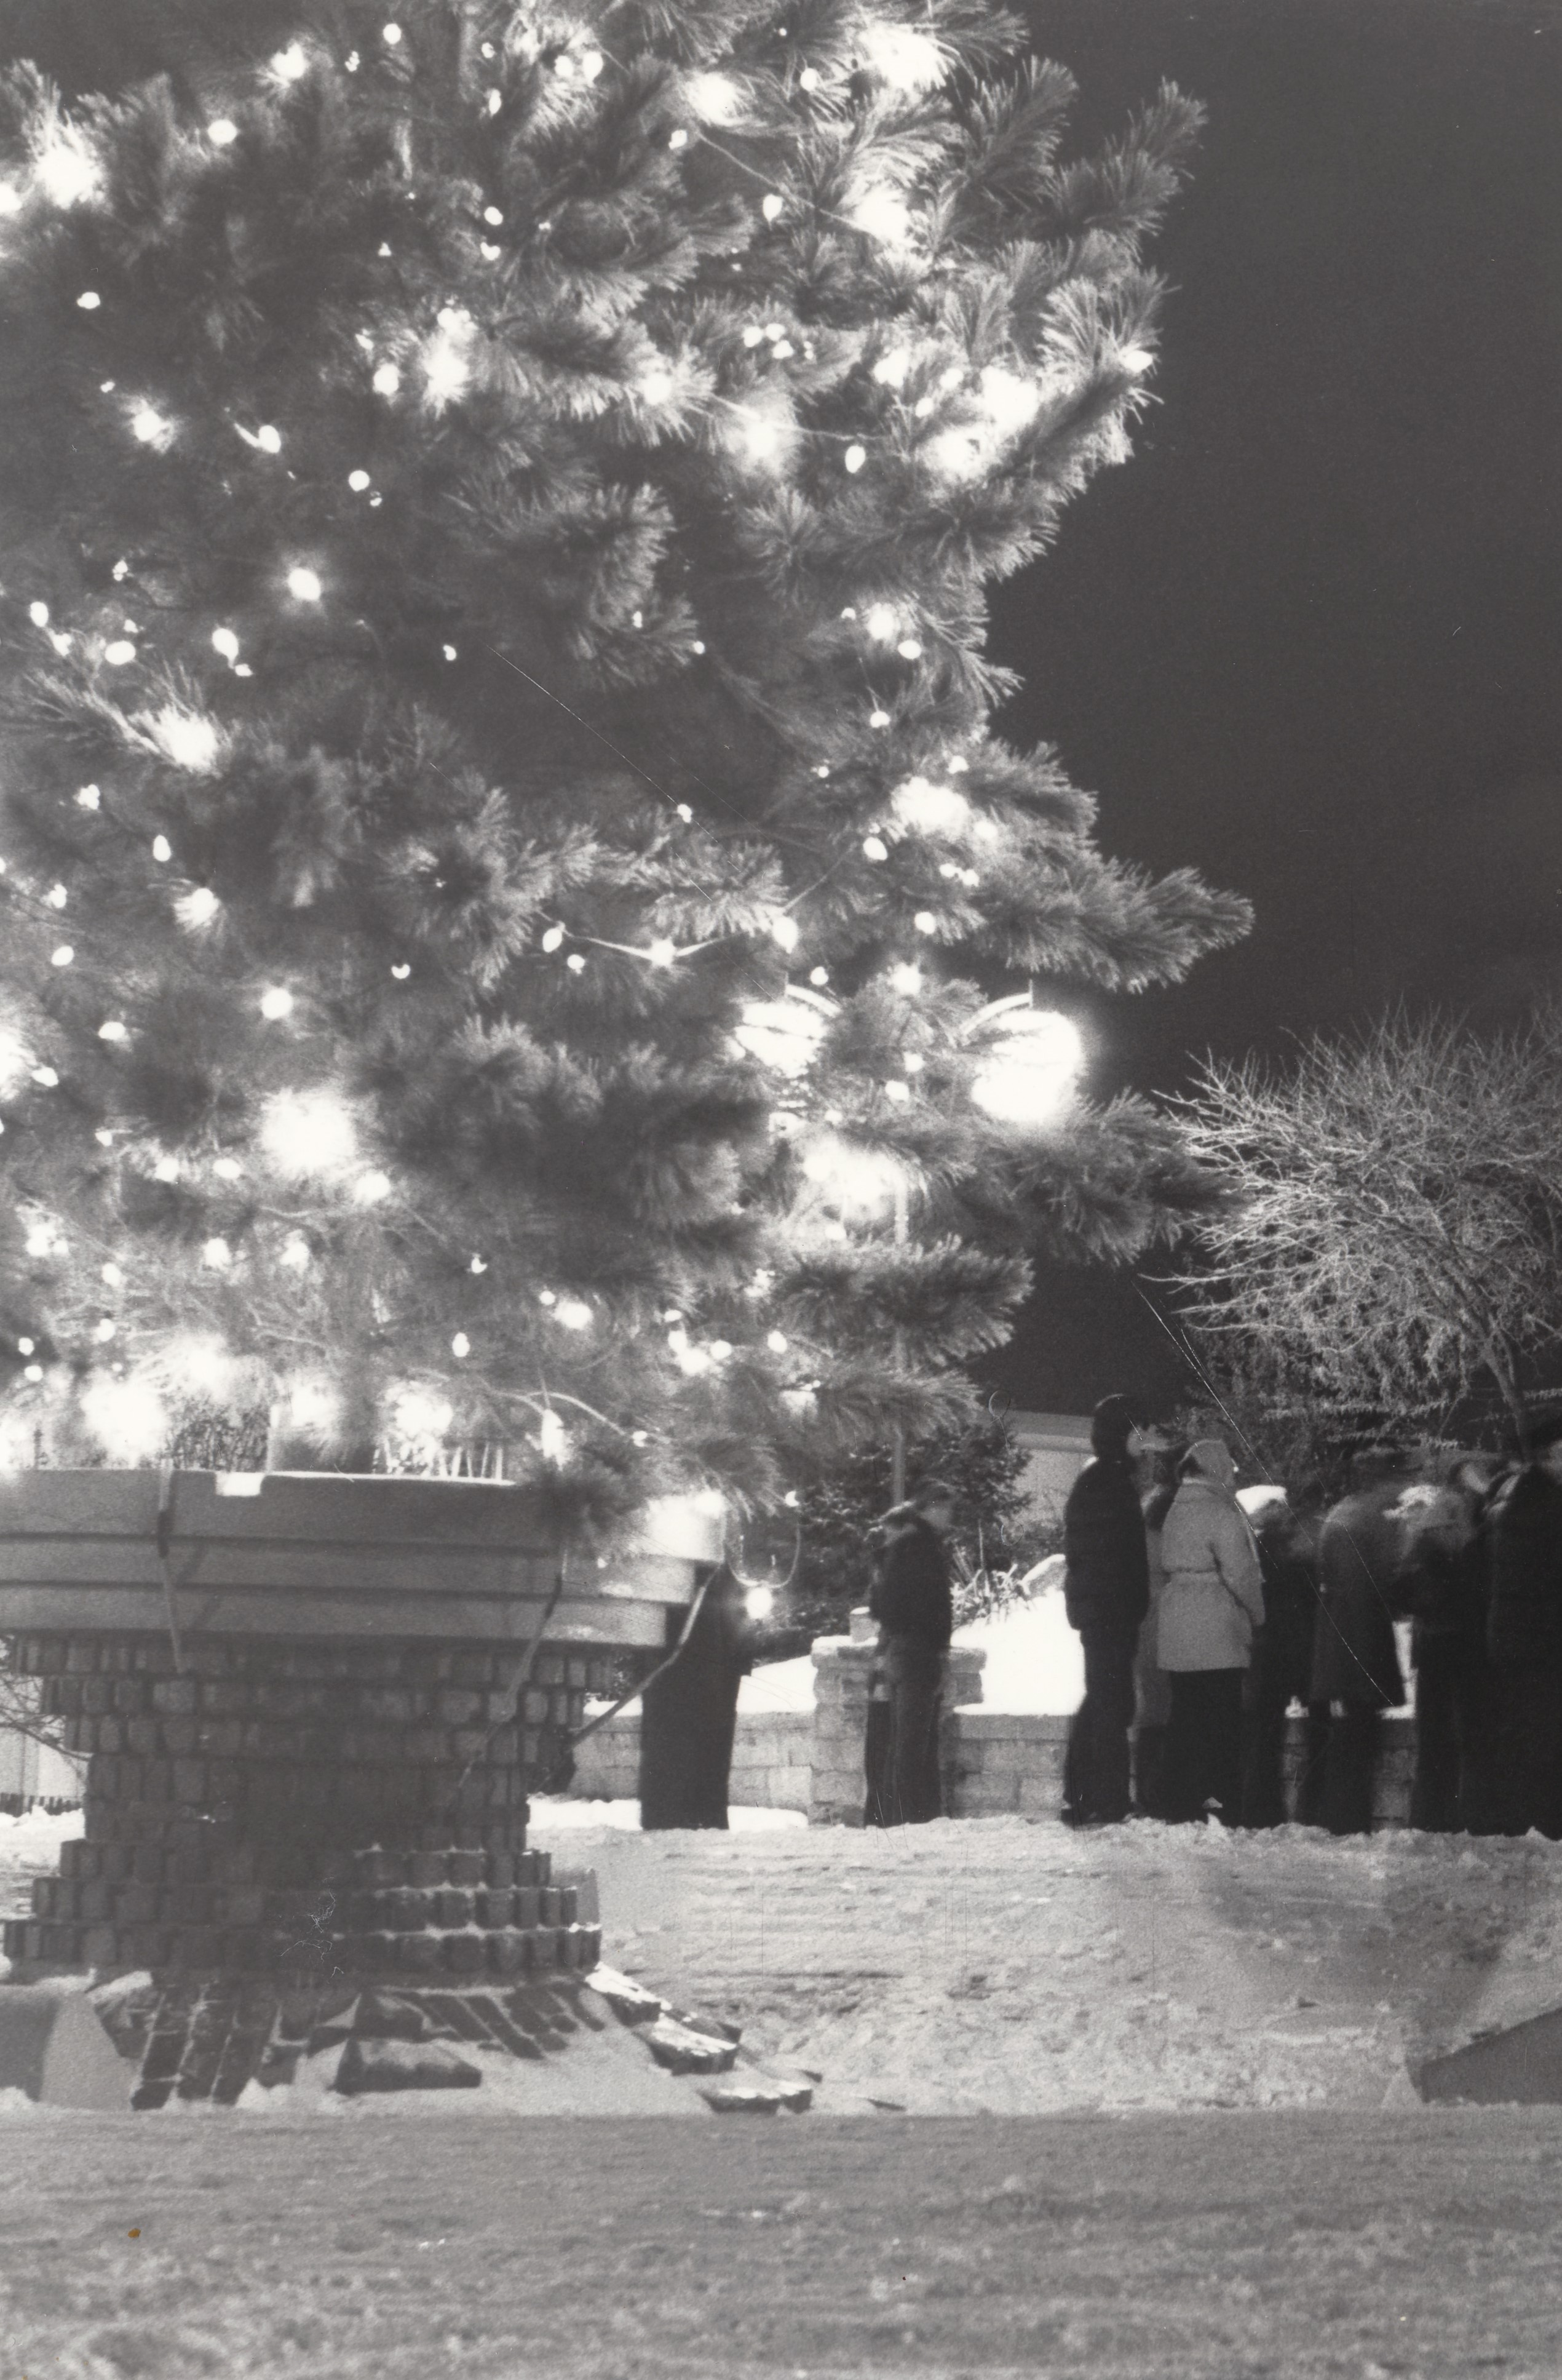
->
981, 0, 1562, 1417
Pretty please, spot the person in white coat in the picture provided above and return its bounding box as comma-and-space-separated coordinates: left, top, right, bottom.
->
1157, 1438, 1266, 1823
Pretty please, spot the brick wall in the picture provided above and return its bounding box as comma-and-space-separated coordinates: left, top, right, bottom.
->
569, 1708, 813, 1812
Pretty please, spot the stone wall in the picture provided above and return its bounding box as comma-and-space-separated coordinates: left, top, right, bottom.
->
570, 1708, 813, 1812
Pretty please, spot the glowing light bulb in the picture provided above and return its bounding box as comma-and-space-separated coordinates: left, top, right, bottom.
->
44, 883, 66, 909
211, 627, 239, 661
884, 1079, 910, 1103
684, 72, 742, 123
897, 637, 922, 660
280, 1233, 311, 1272
50, 945, 73, 967
287, 567, 322, 603
371, 363, 401, 396
28, 602, 49, 627
889, 963, 922, 994
130, 405, 171, 446
353, 1169, 392, 1204
913, 910, 937, 934
469, 1254, 487, 1273
849, 188, 911, 246
201, 1237, 232, 1269
207, 119, 238, 146
450, 1332, 470, 1359
483, 206, 504, 226
76, 290, 101, 311
442, 644, 458, 661
581, 50, 604, 80
271, 44, 308, 81
260, 1085, 356, 1177
212, 1156, 242, 1181
259, 986, 294, 1019
870, 709, 891, 729
98, 1021, 129, 1043
566, 952, 586, 973
31, 1067, 58, 1088
639, 367, 674, 405
17, 1339, 33, 1356
647, 938, 676, 967
390, 962, 410, 979
799, 66, 821, 91
864, 603, 898, 643
347, 469, 371, 491
23, 1364, 43, 1383
761, 194, 784, 223
176, 886, 220, 928
668, 128, 689, 149
843, 444, 866, 474
858, 23, 945, 92
769, 913, 799, 953
872, 348, 911, 390
153, 1156, 178, 1182
36, 132, 101, 208
541, 925, 565, 952
555, 1298, 593, 1331
862, 835, 888, 861
95, 1129, 114, 1146
809, 966, 830, 987
253, 423, 282, 453
152, 835, 172, 862
77, 784, 100, 808
382, 22, 402, 44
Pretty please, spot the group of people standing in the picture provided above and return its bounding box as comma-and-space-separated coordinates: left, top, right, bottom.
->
1064, 1396, 1562, 1839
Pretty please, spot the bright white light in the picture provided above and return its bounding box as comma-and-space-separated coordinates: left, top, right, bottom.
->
103, 641, 138, 671
347, 469, 371, 493
913, 910, 937, 934
897, 638, 922, 661
970, 1008, 1084, 1128
151, 836, 172, 863
539, 1409, 569, 1464
382, 22, 403, 44
799, 66, 821, 92
36, 130, 101, 209
541, 925, 565, 953
646, 938, 676, 967
175, 886, 220, 929
871, 348, 911, 389
80, 1375, 168, 1464
863, 603, 899, 643
30, 1066, 58, 1087
201, 1236, 232, 1269
49, 945, 73, 968
684, 72, 742, 122
850, 188, 911, 245
24, 1226, 54, 1256
352, 1169, 392, 1204
858, 22, 945, 92
450, 1332, 470, 1359
17, 1339, 34, 1355
97, 1021, 129, 1043
371, 363, 401, 397
581, 49, 604, 80
22, 1364, 42, 1384
766, 1329, 788, 1354
889, 962, 922, 994
76, 290, 100, 310
258, 986, 294, 1021
27, 602, 49, 627
279, 1232, 311, 1271
566, 952, 586, 973
259, 1086, 357, 1177
862, 834, 888, 860
761, 193, 784, 223
270, 44, 308, 81
96, 1319, 117, 1348
421, 310, 474, 409
801, 1131, 908, 1217
130, 405, 172, 448
390, 1385, 453, 1443
729, 401, 791, 469
148, 707, 220, 772
211, 627, 240, 661
77, 784, 100, 808
212, 1156, 242, 1180
884, 1078, 910, 1102
892, 776, 969, 836
639, 366, 674, 405
286, 567, 322, 603
390, 962, 410, 979
555, 1297, 593, 1331
253, 423, 282, 454
734, 992, 830, 1078
44, 883, 66, 909
207, 119, 238, 146
870, 709, 891, 730
668, 129, 689, 150
483, 206, 504, 226
152, 1156, 179, 1182
769, 913, 799, 953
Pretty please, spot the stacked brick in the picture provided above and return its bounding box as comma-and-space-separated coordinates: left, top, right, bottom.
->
2, 1629, 611, 1980
809, 1618, 985, 1825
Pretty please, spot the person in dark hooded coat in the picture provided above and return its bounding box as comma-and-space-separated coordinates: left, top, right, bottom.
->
638, 1565, 756, 1829
1389, 1460, 1501, 1834
1061, 1396, 1149, 1825
1310, 1450, 1411, 1835
1240, 1486, 1330, 1828
1485, 1418, 1562, 1837
864, 1478, 956, 1826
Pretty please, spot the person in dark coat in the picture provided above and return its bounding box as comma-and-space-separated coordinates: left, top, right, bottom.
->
1239, 1486, 1330, 1828
1389, 1460, 1501, 1834
1132, 1466, 1182, 1820
638, 1565, 756, 1829
1310, 1451, 1412, 1835
1485, 1419, 1562, 1838
864, 1478, 955, 1827
1062, 1395, 1148, 1826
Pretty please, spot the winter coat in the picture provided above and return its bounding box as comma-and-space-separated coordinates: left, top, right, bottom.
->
1156, 1444, 1265, 1673
1133, 1483, 1176, 1726
871, 1508, 954, 1654
1063, 1455, 1149, 1639
1309, 1488, 1408, 1709
639, 1566, 756, 1829
1386, 1484, 1486, 1645
1251, 1511, 1323, 1703
1486, 1465, 1562, 1671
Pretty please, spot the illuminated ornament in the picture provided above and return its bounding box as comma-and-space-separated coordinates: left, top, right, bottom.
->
254, 423, 282, 453
443, 645, 458, 661
31, 1067, 59, 1088
153, 1156, 178, 1182
553, 51, 576, 76
730, 402, 790, 469
914, 396, 935, 418
50, 945, 73, 968
668, 129, 689, 149
798, 66, 820, 91
390, 962, 410, 979
382, 22, 402, 44
814, 765, 830, 779
539, 1409, 569, 1463
857, 23, 945, 92
691, 640, 705, 656
28, 601, 49, 627
483, 206, 504, 226
211, 627, 240, 661
566, 952, 586, 973
761, 194, 784, 223
742, 327, 764, 348
892, 776, 969, 835
287, 567, 322, 603
260, 1085, 356, 1176
769, 913, 799, 953
76, 291, 101, 311
45, 883, 66, 909
947, 755, 970, 774
555, 1298, 593, 1331
47, 631, 72, 656
347, 469, 371, 492
212, 1156, 242, 1181
352, 1169, 392, 1204
131, 404, 172, 445
1119, 343, 1155, 375
766, 1330, 788, 1354
97, 1021, 129, 1043
903, 1052, 924, 1073
111, 559, 129, 579
734, 987, 831, 1077
271, 44, 308, 80
258, 986, 294, 1020
75, 784, 101, 813
808, 966, 829, 987
684, 73, 742, 122
870, 710, 890, 730
843, 444, 866, 474
201, 1237, 232, 1269
840, 607, 857, 621
970, 1006, 1084, 1128
469, 1255, 487, 1274
801, 1131, 908, 1218
632, 1430, 649, 1447
480, 242, 501, 260
346, 52, 360, 70
864, 603, 898, 643
23, 1364, 43, 1383
581, 50, 604, 81
450, 1332, 470, 1359
675, 803, 693, 822
541, 925, 565, 952
539, 1290, 557, 1307
862, 835, 888, 861
708, 1340, 733, 1361
372, 363, 401, 396
176, 886, 220, 928
897, 638, 922, 661
207, 119, 238, 146
889, 962, 922, 995
884, 1079, 910, 1103
17, 1339, 34, 1355
913, 910, 937, 934
646, 938, 676, 967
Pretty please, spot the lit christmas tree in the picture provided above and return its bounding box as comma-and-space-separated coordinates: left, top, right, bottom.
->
0, 0, 1248, 1527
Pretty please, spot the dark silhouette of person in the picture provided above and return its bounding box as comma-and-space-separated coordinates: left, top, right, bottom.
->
1310, 1450, 1412, 1835
638, 1564, 755, 1829
1240, 1486, 1330, 1828
1062, 1396, 1149, 1826
864, 1478, 955, 1827
1485, 1419, 1562, 1838
1390, 1460, 1501, 1834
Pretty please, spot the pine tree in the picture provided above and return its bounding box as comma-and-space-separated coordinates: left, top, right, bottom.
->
0, 1, 1248, 1529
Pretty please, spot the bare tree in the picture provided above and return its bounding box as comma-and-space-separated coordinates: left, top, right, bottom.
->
1175, 1010, 1562, 1447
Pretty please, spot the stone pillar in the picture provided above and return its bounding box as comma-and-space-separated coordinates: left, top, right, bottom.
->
808, 1611, 985, 1826
2, 1630, 608, 1984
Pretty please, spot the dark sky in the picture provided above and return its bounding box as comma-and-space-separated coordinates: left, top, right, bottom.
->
981, 0, 1562, 1416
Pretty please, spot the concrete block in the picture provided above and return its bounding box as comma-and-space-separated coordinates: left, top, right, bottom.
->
0, 1987, 132, 2109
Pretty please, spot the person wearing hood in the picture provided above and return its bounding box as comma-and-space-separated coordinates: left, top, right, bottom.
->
1310, 1448, 1411, 1835
863, 1477, 956, 1826
1061, 1395, 1149, 1826
1157, 1438, 1265, 1825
